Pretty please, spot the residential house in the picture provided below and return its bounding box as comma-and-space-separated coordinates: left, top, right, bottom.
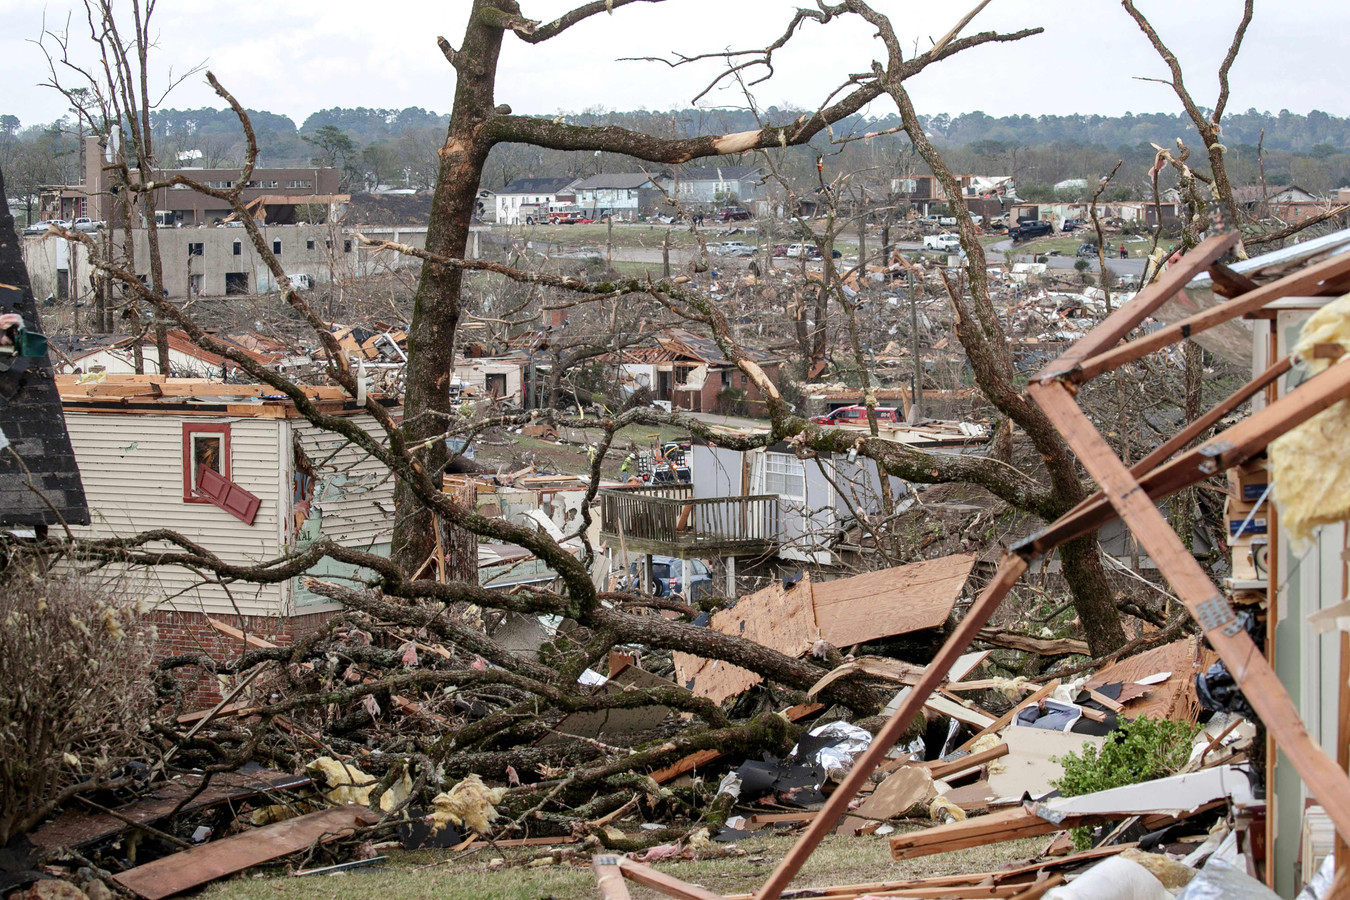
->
1233, 184, 1335, 227
611, 328, 783, 415
675, 165, 763, 206
453, 356, 526, 404
58, 376, 400, 667
571, 174, 661, 221
493, 176, 578, 225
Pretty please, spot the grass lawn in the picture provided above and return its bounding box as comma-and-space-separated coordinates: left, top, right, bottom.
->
200, 831, 1048, 900
1012, 235, 1092, 258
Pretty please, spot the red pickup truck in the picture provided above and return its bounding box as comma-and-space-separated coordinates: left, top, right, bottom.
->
809, 405, 900, 426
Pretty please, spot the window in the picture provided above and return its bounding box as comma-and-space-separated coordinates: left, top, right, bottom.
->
306, 239, 315, 251
255, 180, 279, 189
285, 180, 313, 190
225, 272, 249, 295
761, 453, 805, 501
183, 423, 230, 502
272, 240, 283, 255
204, 180, 234, 189
189, 273, 203, 295
343, 240, 352, 253
232, 240, 242, 256
325, 239, 332, 250
188, 242, 204, 257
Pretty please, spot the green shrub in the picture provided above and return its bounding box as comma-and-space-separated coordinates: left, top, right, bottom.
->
1052, 716, 1200, 849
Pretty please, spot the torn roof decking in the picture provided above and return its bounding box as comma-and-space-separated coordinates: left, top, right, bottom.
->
55, 375, 399, 419
673, 554, 976, 705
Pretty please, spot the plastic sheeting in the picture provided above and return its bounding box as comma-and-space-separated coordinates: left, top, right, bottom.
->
1043, 856, 1171, 900
790, 721, 873, 778
1174, 857, 1280, 900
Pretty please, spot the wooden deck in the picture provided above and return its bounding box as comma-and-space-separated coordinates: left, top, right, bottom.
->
599, 483, 779, 557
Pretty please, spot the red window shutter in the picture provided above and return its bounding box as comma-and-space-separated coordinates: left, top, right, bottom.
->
196, 465, 261, 525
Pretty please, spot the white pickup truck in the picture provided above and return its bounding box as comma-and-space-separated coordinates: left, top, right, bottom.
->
922, 233, 961, 253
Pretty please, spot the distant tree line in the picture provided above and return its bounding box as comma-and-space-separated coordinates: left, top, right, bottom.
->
5, 105, 1350, 216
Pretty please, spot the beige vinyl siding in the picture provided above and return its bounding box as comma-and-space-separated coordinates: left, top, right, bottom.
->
65, 411, 285, 617
293, 416, 395, 551
290, 415, 395, 610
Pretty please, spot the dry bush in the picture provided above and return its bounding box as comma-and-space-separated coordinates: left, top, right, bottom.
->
0, 572, 157, 845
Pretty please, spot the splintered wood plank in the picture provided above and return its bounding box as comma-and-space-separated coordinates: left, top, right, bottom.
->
1038, 231, 1238, 381
594, 856, 634, 900
811, 553, 976, 647
672, 576, 819, 704
756, 555, 1029, 900
617, 858, 724, 900
1085, 637, 1213, 722
1029, 378, 1350, 847
113, 805, 377, 899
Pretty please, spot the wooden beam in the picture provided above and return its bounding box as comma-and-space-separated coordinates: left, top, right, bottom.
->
617, 858, 724, 900
1015, 355, 1350, 558
594, 856, 634, 900
754, 556, 1029, 900
1071, 249, 1350, 382
1029, 378, 1350, 846
1037, 232, 1237, 381
1208, 261, 1261, 298
924, 742, 1009, 781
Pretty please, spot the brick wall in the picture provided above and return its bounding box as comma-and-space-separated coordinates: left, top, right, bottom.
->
148, 608, 337, 708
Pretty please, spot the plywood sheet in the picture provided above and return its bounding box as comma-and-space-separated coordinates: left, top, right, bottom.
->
673, 576, 819, 704
113, 805, 376, 899
986, 726, 1107, 800
837, 765, 934, 834
811, 553, 976, 647
1085, 637, 1214, 723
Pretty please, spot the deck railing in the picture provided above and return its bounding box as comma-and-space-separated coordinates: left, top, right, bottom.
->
599, 484, 780, 552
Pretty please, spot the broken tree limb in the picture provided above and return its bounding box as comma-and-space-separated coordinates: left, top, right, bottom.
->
977, 629, 1090, 657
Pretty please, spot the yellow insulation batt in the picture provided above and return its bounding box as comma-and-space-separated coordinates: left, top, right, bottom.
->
429, 773, 507, 835
1271, 294, 1350, 543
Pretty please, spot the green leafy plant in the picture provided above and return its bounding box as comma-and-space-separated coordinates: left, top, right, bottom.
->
1052, 716, 1201, 849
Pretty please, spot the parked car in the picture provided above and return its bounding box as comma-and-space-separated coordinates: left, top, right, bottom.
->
771, 244, 789, 257
628, 556, 712, 599
717, 207, 752, 222
1012, 220, 1054, 241
809, 405, 901, 426
923, 233, 961, 253
72, 217, 104, 233
1076, 242, 1100, 258
785, 243, 813, 258
22, 220, 56, 236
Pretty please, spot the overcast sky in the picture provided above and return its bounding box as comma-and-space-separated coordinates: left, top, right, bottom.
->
1, 0, 1346, 131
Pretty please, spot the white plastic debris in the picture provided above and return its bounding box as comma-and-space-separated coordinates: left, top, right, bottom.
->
791, 721, 873, 777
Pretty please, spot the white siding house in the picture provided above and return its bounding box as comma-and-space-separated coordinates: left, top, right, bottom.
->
61, 378, 397, 620
494, 177, 578, 225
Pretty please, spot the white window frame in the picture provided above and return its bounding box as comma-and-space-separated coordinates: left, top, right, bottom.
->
759, 452, 806, 501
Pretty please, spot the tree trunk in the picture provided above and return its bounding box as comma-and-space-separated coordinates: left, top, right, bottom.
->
391, 1, 503, 576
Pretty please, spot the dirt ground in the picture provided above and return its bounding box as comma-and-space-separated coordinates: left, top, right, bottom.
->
200, 830, 1048, 900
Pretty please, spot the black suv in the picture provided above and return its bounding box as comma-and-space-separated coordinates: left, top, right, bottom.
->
1012, 220, 1054, 241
